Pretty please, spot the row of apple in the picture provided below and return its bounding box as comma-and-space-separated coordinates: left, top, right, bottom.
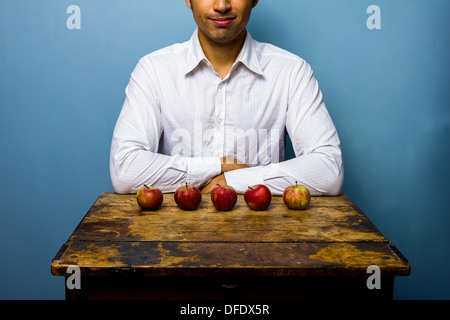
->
136, 182, 311, 211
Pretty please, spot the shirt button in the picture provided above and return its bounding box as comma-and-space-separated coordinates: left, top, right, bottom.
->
217, 118, 223, 125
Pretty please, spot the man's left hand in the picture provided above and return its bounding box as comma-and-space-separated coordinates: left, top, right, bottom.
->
201, 174, 227, 193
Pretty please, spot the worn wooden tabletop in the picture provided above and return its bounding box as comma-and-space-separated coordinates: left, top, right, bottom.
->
51, 192, 410, 278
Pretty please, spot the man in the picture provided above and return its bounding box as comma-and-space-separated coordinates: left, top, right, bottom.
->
110, 0, 344, 196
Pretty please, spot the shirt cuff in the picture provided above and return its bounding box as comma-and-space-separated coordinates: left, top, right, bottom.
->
186, 157, 222, 187
224, 167, 264, 194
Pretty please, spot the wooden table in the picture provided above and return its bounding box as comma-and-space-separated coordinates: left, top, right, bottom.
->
51, 192, 410, 300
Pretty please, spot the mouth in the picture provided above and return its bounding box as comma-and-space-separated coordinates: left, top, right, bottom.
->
209, 16, 236, 27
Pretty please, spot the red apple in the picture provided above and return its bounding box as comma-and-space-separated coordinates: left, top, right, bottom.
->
283, 182, 311, 210
211, 184, 237, 211
136, 185, 163, 210
244, 184, 272, 210
174, 183, 202, 210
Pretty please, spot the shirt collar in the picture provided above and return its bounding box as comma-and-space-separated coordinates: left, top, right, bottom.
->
183, 28, 264, 77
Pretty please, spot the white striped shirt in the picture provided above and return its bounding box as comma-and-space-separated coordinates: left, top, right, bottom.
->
110, 29, 344, 195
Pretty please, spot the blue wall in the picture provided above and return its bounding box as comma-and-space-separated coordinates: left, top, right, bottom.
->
0, 0, 448, 299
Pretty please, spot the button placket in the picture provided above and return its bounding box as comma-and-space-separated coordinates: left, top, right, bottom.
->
217, 81, 226, 124
213, 80, 226, 157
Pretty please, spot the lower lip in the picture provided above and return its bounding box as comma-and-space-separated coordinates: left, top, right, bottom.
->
211, 19, 234, 26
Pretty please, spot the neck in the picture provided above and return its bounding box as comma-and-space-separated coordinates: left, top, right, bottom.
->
198, 29, 247, 79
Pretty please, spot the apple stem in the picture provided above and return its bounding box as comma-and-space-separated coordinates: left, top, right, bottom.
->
217, 184, 221, 187
144, 184, 150, 189
295, 181, 298, 186
248, 186, 253, 190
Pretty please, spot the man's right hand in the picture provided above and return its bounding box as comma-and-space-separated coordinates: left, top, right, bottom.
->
220, 157, 249, 173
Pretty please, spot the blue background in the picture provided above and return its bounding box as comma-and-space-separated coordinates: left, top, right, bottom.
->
0, 0, 448, 299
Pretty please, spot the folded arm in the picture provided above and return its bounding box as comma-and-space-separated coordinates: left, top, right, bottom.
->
109, 61, 221, 194
222, 62, 344, 196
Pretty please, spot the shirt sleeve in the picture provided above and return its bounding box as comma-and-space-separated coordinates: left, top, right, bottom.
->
225, 60, 344, 196
109, 60, 221, 194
